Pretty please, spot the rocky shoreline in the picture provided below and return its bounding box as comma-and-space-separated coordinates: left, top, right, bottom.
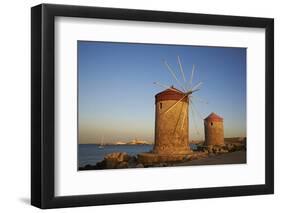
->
79, 142, 246, 170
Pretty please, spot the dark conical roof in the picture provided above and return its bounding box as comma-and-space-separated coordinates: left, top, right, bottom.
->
204, 112, 223, 122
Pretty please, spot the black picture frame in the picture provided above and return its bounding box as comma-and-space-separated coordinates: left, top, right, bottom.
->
31, 3, 274, 209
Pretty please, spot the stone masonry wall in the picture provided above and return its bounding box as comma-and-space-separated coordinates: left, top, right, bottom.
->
204, 120, 224, 146
153, 99, 191, 155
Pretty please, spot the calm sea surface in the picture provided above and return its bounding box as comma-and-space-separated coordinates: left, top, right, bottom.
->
79, 144, 197, 167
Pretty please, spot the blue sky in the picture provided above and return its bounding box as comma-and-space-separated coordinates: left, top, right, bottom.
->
78, 41, 246, 144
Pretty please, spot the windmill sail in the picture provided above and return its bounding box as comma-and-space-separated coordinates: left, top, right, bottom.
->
177, 56, 186, 83
163, 60, 186, 91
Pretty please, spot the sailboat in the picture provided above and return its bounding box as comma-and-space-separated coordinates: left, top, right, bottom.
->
98, 135, 105, 148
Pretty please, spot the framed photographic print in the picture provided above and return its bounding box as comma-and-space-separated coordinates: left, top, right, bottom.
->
31, 4, 274, 209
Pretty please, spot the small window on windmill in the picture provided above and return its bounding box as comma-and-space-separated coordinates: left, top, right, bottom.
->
160, 102, 162, 109
211, 122, 213, 126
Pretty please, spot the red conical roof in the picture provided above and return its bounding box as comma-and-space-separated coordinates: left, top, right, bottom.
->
155, 86, 186, 103
204, 112, 223, 122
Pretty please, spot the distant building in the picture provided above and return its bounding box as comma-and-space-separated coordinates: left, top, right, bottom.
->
115, 141, 126, 145
204, 112, 224, 146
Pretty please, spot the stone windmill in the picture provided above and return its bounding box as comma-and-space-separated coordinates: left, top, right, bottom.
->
204, 112, 224, 146
139, 56, 203, 164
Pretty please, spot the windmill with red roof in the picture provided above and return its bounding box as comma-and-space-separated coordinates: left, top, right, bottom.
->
152, 56, 203, 157
204, 112, 224, 146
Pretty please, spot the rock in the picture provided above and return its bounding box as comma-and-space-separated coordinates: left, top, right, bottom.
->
103, 152, 130, 169
195, 145, 205, 152
104, 152, 130, 162
116, 162, 129, 169
79, 164, 97, 170
95, 161, 106, 169
183, 155, 192, 161
209, 153, 216, 157
207, 146, 214, 153
190, 156, 197, 160
224, 143, 246, 152
136, 163, 144, 168
84, 164, 92, 169
204, 145, 232, 154
82, 153, 141, 170
104, 160, 118, 169
128, 155, 137, 163
128, 156, 138, 168
218, 149, 227, 153
208, 148, 214, 154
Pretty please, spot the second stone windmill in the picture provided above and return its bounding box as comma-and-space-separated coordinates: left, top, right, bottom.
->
138, 56, 203, 164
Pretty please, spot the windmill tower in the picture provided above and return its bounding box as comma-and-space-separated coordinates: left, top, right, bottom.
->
138, 56, 203, 164
204, 112, 224, 146
154, 86, 191, 155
